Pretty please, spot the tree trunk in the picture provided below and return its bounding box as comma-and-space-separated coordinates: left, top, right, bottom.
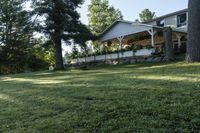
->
54, 37, 64, 70
163, 27, 174, 61
186, 0, 200, 62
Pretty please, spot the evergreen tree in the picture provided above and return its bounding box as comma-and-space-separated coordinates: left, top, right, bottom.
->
33, 0, 88, 70
71, 44, 79, 59
88, 0, 123, 35
139, 9, 156, 22
0, 0, 32, 73
73, 24, 95, 48
186, 0, 200, 62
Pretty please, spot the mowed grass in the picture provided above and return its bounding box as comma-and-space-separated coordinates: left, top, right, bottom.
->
0, 62, 200, 132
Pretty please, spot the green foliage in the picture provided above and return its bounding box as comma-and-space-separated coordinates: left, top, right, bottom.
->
87, 0, 113, 54
139, 9, 156, 22
0, 0, 93, 73
27, 38, 55, 71
88, 0, 123, 35
33, 0, 90, 69
73, 24, 95, 46
44, 50, 55, 65
0, 62, 200, 132
71, 45, 79, 59
0, 0, 33, 74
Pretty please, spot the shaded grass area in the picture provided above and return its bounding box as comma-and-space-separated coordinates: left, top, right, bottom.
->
0, 62, 200, 132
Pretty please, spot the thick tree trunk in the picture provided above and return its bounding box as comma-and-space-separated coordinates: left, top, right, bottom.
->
186, 0, 200, 62
163, 27, 174, 61
54, 37, 64, 70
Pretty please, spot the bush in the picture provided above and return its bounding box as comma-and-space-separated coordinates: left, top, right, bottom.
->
27, 55, 49, 71
0, 64, 25, 74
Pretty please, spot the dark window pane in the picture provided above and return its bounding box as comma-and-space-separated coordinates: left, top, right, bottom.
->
177, 13, 187, 27
156, 19, 164, 27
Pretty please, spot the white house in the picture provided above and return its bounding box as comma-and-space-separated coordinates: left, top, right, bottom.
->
144, 9, 188, 31
99, 8, 188, 52
71, 9, 188, 64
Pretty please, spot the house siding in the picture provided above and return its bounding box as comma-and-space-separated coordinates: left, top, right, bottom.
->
146, 11, 188, 32
99, 22, 152, 42
147, 21, 157, 26
164, 15, 177, 27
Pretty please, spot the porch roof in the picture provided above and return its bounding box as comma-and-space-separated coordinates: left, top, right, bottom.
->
98, 20, 187, 42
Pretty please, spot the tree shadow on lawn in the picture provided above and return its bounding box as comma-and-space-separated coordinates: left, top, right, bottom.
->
1, 61, 200, 93
79, 61, 200, 79
1, 61, 200, 132
1, 61, 198, 83
1, 76, 200, 132
89, 61, 175, 70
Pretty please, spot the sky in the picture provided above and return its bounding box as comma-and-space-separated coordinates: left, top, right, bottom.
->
78, 0, 188, 24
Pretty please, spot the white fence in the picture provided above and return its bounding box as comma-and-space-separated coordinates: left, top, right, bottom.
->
71, 48, 155, 64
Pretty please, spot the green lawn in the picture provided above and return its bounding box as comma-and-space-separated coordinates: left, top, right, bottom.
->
0, 62, 200, 132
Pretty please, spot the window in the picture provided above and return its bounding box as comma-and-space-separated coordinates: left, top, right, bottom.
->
177, 13, 187, 27
156, 19, 165, 27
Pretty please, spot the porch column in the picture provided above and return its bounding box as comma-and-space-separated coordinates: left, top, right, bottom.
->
147, 28, 156, 47
176, 33, 182, 50
104, 42, 107, 62
117, 36, 124, 59
117, 36, 124, 50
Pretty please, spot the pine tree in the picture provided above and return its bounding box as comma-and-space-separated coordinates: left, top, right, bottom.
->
0, 0, 32, 73
139, 9, 156, 22
88, 0, 123, 35
33, 0, 87, 70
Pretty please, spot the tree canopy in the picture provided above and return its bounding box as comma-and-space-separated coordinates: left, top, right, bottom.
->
139, 9, 156, 22
0, 0, 93, 73
88, 0, 123, 35
0, 0, 33, 73
33, 0, 93, 69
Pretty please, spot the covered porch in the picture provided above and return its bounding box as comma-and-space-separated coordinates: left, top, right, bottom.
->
71, 20, 187, 65
99, 20, 187, 56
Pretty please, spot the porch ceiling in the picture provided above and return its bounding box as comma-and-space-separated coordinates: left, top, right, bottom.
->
99, 21, 161, 42
98, 20, 187, 43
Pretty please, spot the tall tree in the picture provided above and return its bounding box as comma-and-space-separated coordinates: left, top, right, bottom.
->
0, 0, 32, 73
163, 27, 174, 61
186, 0, 200, 62
139, 9, 156, 22
88, 0, 123, 35
33, 0, 88, 70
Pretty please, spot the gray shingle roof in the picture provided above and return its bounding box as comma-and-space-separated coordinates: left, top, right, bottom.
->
143, 8, 188, 24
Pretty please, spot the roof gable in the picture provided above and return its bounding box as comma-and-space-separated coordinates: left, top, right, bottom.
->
99, 21, 153, 42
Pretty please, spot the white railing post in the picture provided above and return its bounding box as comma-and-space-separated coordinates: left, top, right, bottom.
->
176, 33, 182, 50
147, 28, 156, 47
117, 36, 124, 60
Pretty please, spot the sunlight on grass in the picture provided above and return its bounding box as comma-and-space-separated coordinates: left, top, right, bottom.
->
0, 62, 200, 132
0, 94, 23, 105
34, 72, 53, 76
135, 75, 200, 83
0, 94, 14, 102
137, 64, 173, 70
1, 77, 65, 84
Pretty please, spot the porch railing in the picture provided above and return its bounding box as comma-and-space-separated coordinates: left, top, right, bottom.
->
71, 48, 155, 64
